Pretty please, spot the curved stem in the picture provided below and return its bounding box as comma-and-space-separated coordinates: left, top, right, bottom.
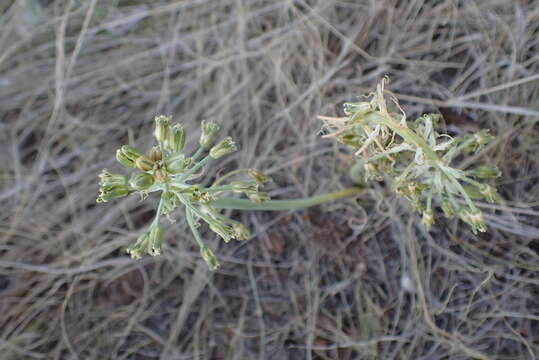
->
211, 187, 363, 211
211, 168, 249, 186
185, 208, 205, 248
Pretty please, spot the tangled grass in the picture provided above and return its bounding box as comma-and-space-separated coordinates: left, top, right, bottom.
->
1, 0, 539, 358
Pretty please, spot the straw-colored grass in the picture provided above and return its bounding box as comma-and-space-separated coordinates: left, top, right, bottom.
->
1, 0, 538, 358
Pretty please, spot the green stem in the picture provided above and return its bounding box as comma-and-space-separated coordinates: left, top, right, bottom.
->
185, 208, 205, 248
191, 146, 205, 162
212, 168, 249, 186
152, 196, 165, 227
211, 187, 362, 211
177, 155, 210, 182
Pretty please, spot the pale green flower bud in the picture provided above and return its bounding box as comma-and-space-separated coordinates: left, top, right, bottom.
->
199, 120, 220, 148
165, 153, 192, 174
200, 245, 220, 271
464, 129, 495, 152
466, 166, 502, 179
209, 137, 236, 159
229, 181, 258, 193
135, 155, 154, 172
126, 232, 149, 259
98, 169, 127, 187
459, 209, 487, 234
96, 184, 129, 203
122, 145, 143, 161
116, 149, 134, 168
248, 191, 270, 204
209, 222, 233, 243
462, 185, 484, 200
232, 223, 250, 241
154, 115, 171, 143
474, 129, 495, 147
168, 124, 186, 153
343, 101, 372, 117
129, 172, 154, 191
249, 169, 271, 184
148, 226, 163, 256
421, 210, 434, 231
148, 146, 163, 162
478, 184, 499, 203
126, 226, 163, 258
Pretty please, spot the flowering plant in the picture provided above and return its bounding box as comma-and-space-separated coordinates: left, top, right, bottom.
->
97, 116, 270, 269
319, 79, 501, 233
97, 80, 501, 269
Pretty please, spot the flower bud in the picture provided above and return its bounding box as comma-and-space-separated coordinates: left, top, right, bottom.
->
209, 222, 233, 243
466, 166, 502, 179
199, 120, 220, 148
122, 145, 143, 161
343, 101, 372, 117
462, 185, 483, 200
165, 153, 192, 174
459, 209, 487, 234
249, 169, 271, 184
148, 226, 163, 256
154, 115, 171, 143
229, 181, 258, 193
96, 184, 129, 203
167, 123, 186, 153
154, 168, 168, 183
232, 223, 250, 241
116, 149, 135, 168
135, 155, 155, 172
209, 137, 237, 159
248, 191, 270, 204
98, 169, 127, 187
129, 172, 154, 191
200, 245, 220, 271
126, 232, 149, 259
474, 129, 495, 147
464, 129, 495, 152
148, 146, 163, 162
421, 210, 434, 231
478, 184, 499, 203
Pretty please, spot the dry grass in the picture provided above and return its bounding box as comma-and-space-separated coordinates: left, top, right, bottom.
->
1, 0, 539, 359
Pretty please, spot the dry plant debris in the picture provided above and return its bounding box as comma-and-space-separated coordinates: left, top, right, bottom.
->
1, 0, 539, 359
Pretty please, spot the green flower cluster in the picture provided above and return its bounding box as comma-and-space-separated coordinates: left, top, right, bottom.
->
96, 116, 270, 269
320, 79, 501, 233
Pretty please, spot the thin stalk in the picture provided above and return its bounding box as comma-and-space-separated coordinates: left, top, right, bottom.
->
185, 208, 205, 248
152, 196, 165, 227
212, 168, 249, 186
177, 156, 210, 182
191, 146, 205, 162
211, 187, 362, 211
